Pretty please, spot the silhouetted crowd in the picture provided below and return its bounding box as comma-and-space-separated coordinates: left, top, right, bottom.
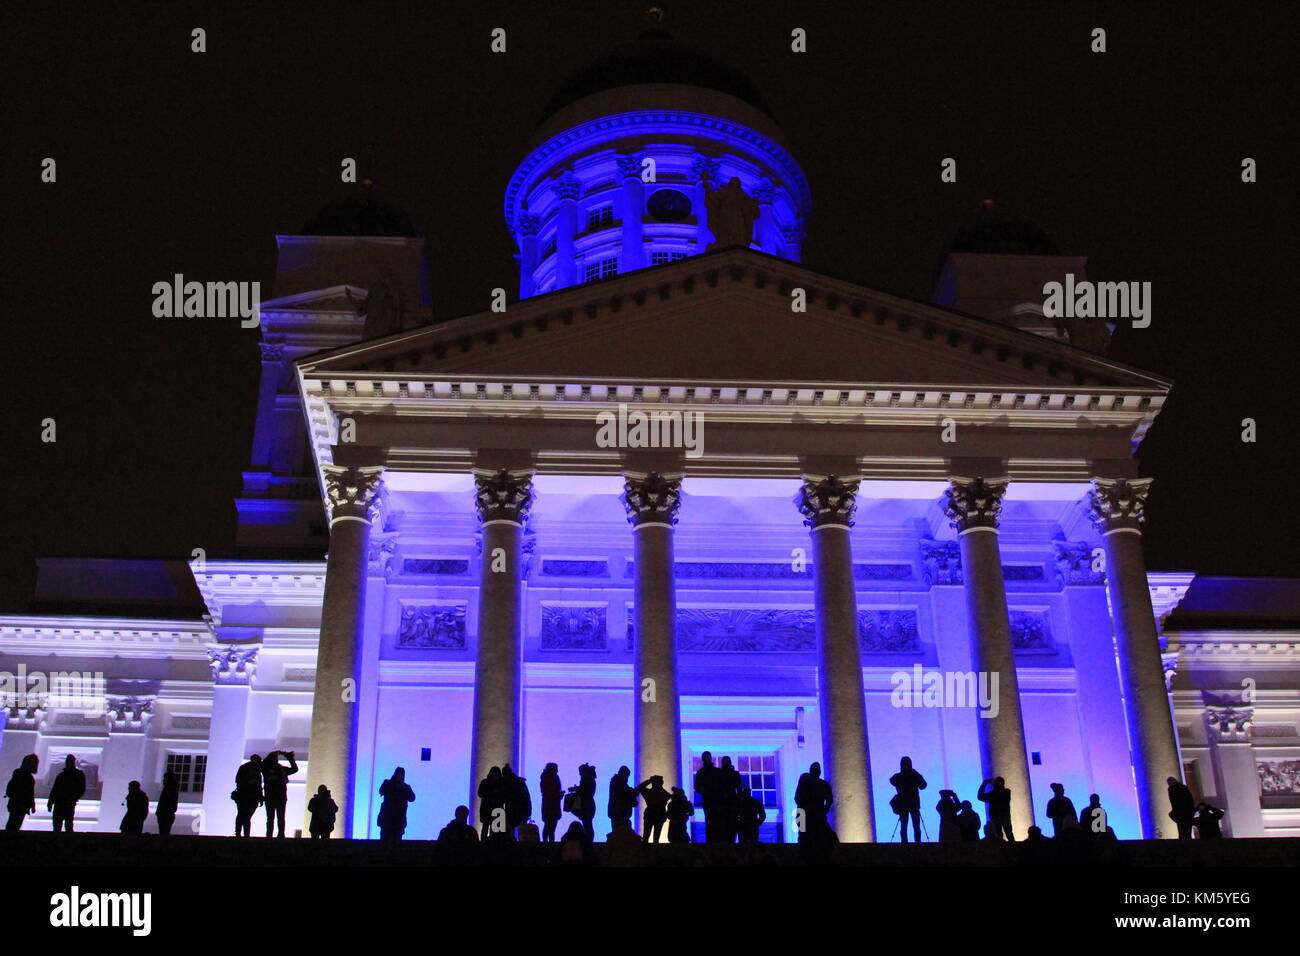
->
2, 749, 1230, 849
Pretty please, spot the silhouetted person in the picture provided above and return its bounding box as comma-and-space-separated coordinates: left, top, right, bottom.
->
1193, 802, 1225, 839
155, 770, 179, 836
608, 766, 636, 831
716, 756, 742, 843
1025, 825, 1048, 843
47, 755, 86, 833
232, 754, 263, 838
568, 763, 597, 841
1167, 777, 1196, 840
438, 804, 480, 863
635, 774, 670, 843
120, 781, 148, 833
889, 756, 927, 843
667, 786, 695, 843
694, 751, 722, 843
1045, 782, 1080, 838
260, 750, 297, 838
540, 763, 563, 842
737, 785, 766, 844
439, 805, 479, 845
5, 754, 38, 831
955, 800, 982, 842
477, 766, 506, 837
502, 764, 532, 836
377, 767, 415, 842
307, 785, 337, 839
1080, 793, 1106, 836
977, 777, 1014, 842
936, 790, 961, 843
795, 762, 834, 844
560, 821, 589, 865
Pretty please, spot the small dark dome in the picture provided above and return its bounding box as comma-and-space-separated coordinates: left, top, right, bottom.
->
948, 200, 1059, 255
540, 28, 773, 123
301, 182, 418, 237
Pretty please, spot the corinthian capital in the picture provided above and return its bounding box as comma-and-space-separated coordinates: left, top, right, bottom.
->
1088, 478, 1152, 533
1204, 706, 1252, 743
622, 472, 683, 527
616, 154, 644, 180
322, 465, 385, 522
473, 468, 535, 525
552, 172, 581, 202
796, 475, 860, 530
944, 476, 1010, 532
516, 212, 541, 237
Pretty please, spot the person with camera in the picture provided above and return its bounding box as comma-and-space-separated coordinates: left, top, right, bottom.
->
260, 750, 298, 838
888, 756, 927, 843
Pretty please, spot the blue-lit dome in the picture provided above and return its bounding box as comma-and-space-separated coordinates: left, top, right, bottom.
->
506, 27, 809, 299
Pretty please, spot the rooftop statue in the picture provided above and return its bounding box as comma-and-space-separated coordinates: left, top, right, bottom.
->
705, 177, 759, 251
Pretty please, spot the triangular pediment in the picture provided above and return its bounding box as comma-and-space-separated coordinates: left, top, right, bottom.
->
298, 250, 1168, 392
261, 284, 367, 314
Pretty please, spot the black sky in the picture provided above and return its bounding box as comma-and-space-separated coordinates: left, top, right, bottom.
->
4, 1, 1298, 611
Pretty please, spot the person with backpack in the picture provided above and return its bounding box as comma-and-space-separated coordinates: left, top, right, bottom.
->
565, 763, 597, 841
307, 784, 338, 839
377, 767, 415, 842
607, 766, 637, 834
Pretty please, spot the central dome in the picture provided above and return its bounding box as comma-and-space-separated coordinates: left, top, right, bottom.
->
540, 28, 773, 123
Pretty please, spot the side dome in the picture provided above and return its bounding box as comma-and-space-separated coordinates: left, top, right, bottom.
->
947, 199, 1060, 256
301, 182, 418, 237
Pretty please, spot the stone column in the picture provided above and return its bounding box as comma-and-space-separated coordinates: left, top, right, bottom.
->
796, 475, 875, 842
249, 342, 285, 468
553, 173, 581, 289
1089, 477, 1182, 838
945, 476, 1034, 836
468, 468, 534, 827
623, 473, 684, 838
304, 464, 384, 838
202, 644, 259, 836
753, 178, 779, 254
617, 155, 646, 274
516, 213, 540, 299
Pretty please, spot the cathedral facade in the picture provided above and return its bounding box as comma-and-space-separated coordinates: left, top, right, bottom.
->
3, 31, 1298, 844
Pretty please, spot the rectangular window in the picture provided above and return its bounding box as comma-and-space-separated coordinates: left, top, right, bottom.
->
586, 205, 615, 231
165, 754, 207, 794
651, 251, 688, 266
690, 752, 783, 843
584, 257, 618, 283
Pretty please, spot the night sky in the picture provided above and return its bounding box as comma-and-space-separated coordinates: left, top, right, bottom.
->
5, 1, 1297, 612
